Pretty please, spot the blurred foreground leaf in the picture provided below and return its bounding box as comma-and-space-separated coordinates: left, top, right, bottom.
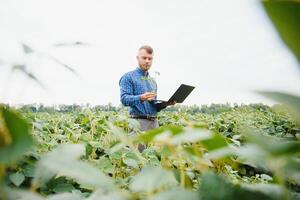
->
33, 144, 115, 191
53, 41, 90, 47
12, 65, 46, 89
46, 55, 78, 76
21, 43, 34, 54
0, 107, 34, 164
129, 166, 178, 192
200, 172, 286, 200
263, 0, 300, 62
150, 188, 199, 200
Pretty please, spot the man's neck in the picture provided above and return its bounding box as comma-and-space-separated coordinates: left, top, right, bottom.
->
138, 66, 149, 76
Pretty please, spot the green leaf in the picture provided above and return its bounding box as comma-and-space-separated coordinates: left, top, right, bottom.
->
33, 144, 115, 191
52, 183, 75, 193
284, 158, 300, 184
137, 125, 183, 143
205, 146, 235, 160
97, 156, 114, 174
150, 188, 199, 200
233, 144, 269, 169
170, 129, 212, 145
46, 193, 82, 200
263, 0, 300, 62
129, 166, 178, 192
122, 152, 140, 168
107, 142, 125, 155
142, 148, 160, 166
173, 169, 194, 189
107, 123, 129, 144
160, 145, 172, 157
242, 184, 286, 200
0, 107, 34, 164
243, 128, 300, 156
201, 133, 228, 151
200, 172, 285, 200
9, 172, 25, 187
47, 176, 69, 191
3, 187, 43, 200
23, 164, 35, 178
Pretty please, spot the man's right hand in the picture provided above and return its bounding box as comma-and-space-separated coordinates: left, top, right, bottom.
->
140, 92, 156, 101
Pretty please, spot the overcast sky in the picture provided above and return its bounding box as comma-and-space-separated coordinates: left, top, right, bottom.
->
0, 0, 300, 106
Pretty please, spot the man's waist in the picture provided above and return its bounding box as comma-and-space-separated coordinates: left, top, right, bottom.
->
130, 115, 157, 120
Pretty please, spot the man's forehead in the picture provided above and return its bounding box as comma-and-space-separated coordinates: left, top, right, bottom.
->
138, 49, 153, 56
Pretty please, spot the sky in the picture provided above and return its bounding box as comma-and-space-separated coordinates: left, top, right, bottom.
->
0, 0, 300, 106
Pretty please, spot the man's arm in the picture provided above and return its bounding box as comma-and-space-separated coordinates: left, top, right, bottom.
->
119, 74, 157, 107
119, 75, 141, 106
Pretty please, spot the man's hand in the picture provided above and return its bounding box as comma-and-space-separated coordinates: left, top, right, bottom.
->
140, 92, 156, 101
167, 100, 176, 106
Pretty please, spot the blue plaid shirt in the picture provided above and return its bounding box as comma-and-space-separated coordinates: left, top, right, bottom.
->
119, 67, 158, 116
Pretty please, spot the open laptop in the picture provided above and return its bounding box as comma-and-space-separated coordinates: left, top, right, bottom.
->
154, 84, 195, 107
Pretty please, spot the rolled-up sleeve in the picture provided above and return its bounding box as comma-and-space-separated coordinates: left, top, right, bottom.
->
119, 74, 141, 106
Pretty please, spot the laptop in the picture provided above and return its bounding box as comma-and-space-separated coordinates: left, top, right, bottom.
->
154, 84, 195, 107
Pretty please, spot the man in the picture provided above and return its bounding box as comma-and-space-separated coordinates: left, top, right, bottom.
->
119, 45, 175, 152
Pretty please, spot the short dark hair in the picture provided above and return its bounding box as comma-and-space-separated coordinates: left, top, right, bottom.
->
139, 45, 153, 54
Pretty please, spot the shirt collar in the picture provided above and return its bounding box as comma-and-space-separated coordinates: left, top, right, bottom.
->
136, 67, 149, 76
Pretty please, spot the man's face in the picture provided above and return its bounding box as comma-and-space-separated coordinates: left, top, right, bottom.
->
136, 49, 153, 71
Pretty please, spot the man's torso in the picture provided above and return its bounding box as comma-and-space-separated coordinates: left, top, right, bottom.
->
120, 67, 158, 116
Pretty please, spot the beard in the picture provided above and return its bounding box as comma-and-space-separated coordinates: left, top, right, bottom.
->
140, 64, 151, 71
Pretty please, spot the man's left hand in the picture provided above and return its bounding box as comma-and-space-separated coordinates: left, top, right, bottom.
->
167, 101, 176, 106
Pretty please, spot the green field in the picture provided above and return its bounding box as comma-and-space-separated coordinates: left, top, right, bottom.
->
1, 104, 300, 200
